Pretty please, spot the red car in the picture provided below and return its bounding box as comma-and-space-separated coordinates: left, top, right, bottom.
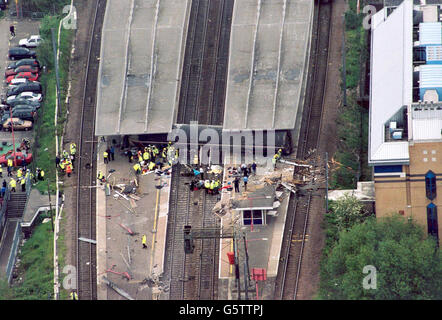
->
6, 72, 39, 84
5, 65, 39, 77
0, 150, 33, 167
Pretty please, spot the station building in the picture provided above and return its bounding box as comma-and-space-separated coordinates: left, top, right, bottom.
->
369, 0, 442, 243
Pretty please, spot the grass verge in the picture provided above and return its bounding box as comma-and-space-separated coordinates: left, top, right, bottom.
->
0, 215, 53, 299
330, 0, 369, 189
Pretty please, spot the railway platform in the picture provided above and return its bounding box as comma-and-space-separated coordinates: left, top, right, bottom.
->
217, 159, 291, 300
96, 138, 171, 300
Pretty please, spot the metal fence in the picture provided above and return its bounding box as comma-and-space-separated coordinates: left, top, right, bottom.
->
0, 187, 10, 240
8, 9, 46, 20
5, 221, 21, 284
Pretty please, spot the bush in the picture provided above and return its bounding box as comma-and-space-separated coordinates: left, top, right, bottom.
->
21, 0, 70, 14
319, 216, 442, 300
322, 195, 372, 255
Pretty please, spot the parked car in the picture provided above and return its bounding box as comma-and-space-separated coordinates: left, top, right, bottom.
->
5, 65, 39, 77
7, 78, 28, 88
1, 109, 36, 123
7, 82, 42, 96
7, 59, 40, 70
6, 72, 39, 84
0, 0, 7, 10
0, 150, 33, 167
5, 99, 40, 109
12, 104, 38, 112
19, 35, 42, 48
1, 104, 38, 115
8, 47, 37, 60
7, 92, 42, 103
2, 117, 33, 131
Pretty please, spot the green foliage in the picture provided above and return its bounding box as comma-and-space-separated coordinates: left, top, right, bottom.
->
21, 0, 70, 14
330, 93, 368, 189
331, 3, 369, 190
329, 194, 372, 232
0, 222, 54, 300
345, 10, 361, 31
322, 195, 372, 255
319, 216, 442, 300
31, 15, 74, 189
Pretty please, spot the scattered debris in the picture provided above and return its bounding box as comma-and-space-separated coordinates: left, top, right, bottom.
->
119, 223, 134, 235
129, 199, 137, 209
115, 190, 129, 200
106, 265, 131, 281
129, 194, 141, 201
102, 276, 134, 300
78, 237, 97, 244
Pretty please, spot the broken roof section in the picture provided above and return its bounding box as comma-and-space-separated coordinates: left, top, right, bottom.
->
231, 184, 276, 211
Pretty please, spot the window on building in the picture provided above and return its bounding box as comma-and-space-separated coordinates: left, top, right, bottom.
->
425, 170, 436, 200
427, 203, 439, 244
374, 165, 402, 173
243, 210, 263, 225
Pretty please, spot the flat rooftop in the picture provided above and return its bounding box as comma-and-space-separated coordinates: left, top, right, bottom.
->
223, 0, 313, 131
95, 0, 190, 136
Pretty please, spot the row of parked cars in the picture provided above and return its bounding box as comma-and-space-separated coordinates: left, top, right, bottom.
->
1, 35, 43, 132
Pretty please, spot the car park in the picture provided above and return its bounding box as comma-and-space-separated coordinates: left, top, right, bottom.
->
7, 92, 42, 103
7, 82, 42, 96
2, 117, 33, 131
7, 59, 40, 70
0, 150, 33, 167
19, 35, 42, 48
6, 72, 39, 84
5, 65, 39, 77
1, 109, 36, 123
8, 47, 37, 60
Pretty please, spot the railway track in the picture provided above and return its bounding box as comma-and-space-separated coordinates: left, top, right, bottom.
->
176, 0, 234, 126
75, 0, 106, 300
164, 164, 221, 300
274, 0, 332, 300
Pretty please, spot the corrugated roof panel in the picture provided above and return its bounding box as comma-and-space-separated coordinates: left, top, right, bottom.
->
412, 119, 442, 140
419, 22, 442, 46
419, 64, 442, 88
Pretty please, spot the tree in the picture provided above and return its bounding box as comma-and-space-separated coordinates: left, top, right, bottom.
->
323, 194, 372, 252
319, 216, 442, 299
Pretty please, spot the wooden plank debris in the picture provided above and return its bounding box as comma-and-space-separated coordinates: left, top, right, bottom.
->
102, 276, 134, 300
129, 194, 141, 201
119, 223, 134, 235
129, 199, 137, 208
78, 237, 97, 244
